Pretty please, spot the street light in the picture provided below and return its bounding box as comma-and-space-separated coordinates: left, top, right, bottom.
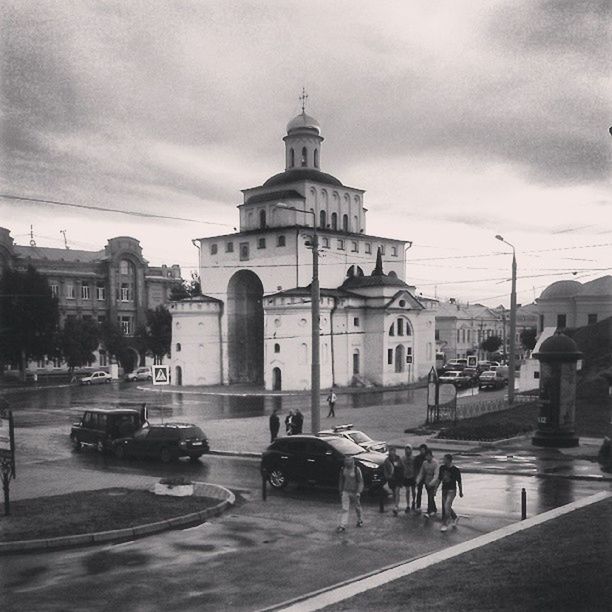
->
275, 203, 321, 433
495, 234, 517, 404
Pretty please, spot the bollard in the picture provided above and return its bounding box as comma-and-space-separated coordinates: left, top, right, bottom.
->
521, 488, 527, 520
261, 470, 267, 501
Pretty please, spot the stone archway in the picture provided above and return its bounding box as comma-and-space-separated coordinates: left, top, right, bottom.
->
227, 270, 264, 385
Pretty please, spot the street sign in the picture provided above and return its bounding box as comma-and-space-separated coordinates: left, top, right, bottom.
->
152, 365, 170, 386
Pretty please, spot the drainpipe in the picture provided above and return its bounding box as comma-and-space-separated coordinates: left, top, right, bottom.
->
330, 296, 338, 386
295, 227, 300, 287
217, 301, 224, 385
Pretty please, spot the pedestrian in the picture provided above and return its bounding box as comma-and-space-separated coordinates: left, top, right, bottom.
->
269, 408, 280, 442
293, 409, 304, 434
413, 443, 428, 514
285, 409, 294, 435
383, 446, 406, 516
337, 455, 364, 532
326, 388, 337, 418
438, 454, 463, 532
403, 444, 417, 514
416, 449, 440, 518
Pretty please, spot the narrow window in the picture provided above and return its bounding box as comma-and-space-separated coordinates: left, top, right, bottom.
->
301, 147, 307, 167
277, 235, 286, 247
319, 210, 326, 228
50, 282, 59, 297
392, 246, 398, 256
397, 318, 404, 336
210, 243, 218, 255
259, 209, 266, 229
314, 149, 319, 168
387, 348, 393, 365
226, 242, 234, 253
353, 317, 360, 327
274, 343, 280, 353
290, 148, 295, 167
322, 237, 330, 248
588, 313, 598, 325
351, 241, 358, 252
365, 243, 371, 254
176, 343, 181, 352
81, 282, 90, 300
258, 237, 266, 249
389, 323, 395, 337
331, 213, 338, 230
337, 239, 345, 250
240, 242, 250, 261
342, 214, 348, 232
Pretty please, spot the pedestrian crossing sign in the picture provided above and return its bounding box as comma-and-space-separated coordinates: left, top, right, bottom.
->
152, 365, 170, 386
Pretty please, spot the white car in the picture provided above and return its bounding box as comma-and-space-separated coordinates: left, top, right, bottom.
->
80, 371, 112, 385
318, 424, 387, 454
124, 367, 152, 382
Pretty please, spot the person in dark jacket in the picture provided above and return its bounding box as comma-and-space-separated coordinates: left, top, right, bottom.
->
269, 408, 280, 442
413, 444, 428, 514
293, 409, 304, 434
285, 410, 295, 435
439, 453, 463, 532
383, 446, 406, 516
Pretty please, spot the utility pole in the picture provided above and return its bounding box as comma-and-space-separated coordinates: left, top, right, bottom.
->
310, 226, 321, 434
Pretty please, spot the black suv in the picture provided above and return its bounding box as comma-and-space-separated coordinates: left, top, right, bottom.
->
261, 435, 386, 492
113, 422, 209, 463
71, 408, 144, 453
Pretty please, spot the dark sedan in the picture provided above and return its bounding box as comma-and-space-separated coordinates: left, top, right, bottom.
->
261, 435, 386, 492
113, 422, 209, 463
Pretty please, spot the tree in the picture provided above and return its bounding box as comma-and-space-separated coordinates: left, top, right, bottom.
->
58, 318, 100, 376
170, 272, 201, 301
520, 327, 537, 352
100, 319, 129, 368
136, 306, 172, 362
0, 266, 59, 379
480, 335, 503, 355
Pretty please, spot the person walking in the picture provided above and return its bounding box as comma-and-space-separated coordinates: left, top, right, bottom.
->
383, 446, 406, 516
438, 454, 463, 532
413, 444, 428, 514
337, 456, 364, 532
403, 444, 417, 514
293, 409, 304, 434
285, 410, 294, 435
269, 408, 280, 442
416, 449, 440, 518
326, 389, 337, 418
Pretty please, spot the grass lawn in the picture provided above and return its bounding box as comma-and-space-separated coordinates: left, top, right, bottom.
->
436, 396, 611, 441
324, 497, 612, 612
0, 488, 218, 542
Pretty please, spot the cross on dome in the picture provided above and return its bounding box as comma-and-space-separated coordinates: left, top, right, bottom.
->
299, 87, 308, 113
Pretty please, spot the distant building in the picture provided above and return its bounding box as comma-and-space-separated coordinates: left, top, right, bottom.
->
171, 109, 435, 389
0, 227, 181, 374
535, 276, 612, 333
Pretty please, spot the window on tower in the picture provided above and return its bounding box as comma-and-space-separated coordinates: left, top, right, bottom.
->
331, 213, 338, 230
314, 149, 319, 167
290, 148, 295, 167
301, 147, 307, 167
319, 210, 326, 228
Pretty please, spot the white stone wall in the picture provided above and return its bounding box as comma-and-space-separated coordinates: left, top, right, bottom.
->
169, 300, 222, 386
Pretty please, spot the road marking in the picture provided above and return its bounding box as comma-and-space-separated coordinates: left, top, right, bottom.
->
271, 491, 611, 612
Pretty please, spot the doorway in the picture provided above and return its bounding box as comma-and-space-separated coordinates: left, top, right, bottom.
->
175, 365, 182, 386
272, 367, 282, 391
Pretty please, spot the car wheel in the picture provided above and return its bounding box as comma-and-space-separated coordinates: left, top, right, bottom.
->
72, 437, 82, 452
189, 455, 202, 463
268, 468, 288, 489
115, 445, 126, 460
160, 447, 173, 464
96, 440, 105, 454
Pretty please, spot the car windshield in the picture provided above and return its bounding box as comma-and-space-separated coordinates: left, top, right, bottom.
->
178, 426, 205, 440
326, 437, 366, 456
348, 431, 372, 444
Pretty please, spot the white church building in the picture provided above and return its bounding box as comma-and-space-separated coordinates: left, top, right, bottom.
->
170, 109, 435, 390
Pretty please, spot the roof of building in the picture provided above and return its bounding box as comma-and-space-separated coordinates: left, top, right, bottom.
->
263, 168, 343, 188
172, 294, 222, 304
341, 274, 410, 290
578, 275, 612, 297
286, 112, 321, 135
265, 286, 358, 300
245, 190, 305, 205
13, 245, 105, 263
538, 279, 583, 300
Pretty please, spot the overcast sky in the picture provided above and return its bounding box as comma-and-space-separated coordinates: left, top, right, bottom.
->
1, 0, 610, 307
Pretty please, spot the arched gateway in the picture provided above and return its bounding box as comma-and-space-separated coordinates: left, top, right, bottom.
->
227, 270, 264, 384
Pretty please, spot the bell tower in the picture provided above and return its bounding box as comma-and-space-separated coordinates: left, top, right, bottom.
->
283, 89, 324, 171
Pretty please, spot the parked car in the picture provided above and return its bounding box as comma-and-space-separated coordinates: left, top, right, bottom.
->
318, 424, 387, 454
71, 408, 144, 452
478, 370, 504, 390
439, 370, 471, 388
261, 435, 386, 492
445, 359, 467, 371
79, 370, 112, 385
112, 422, 209, 463
124, 366, 152, 382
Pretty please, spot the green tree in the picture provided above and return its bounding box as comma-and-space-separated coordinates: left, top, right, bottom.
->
58, 318, 100, 376
0, 266, 59, 379
170, 272, 201, 301
520, 327, 537, 351
100, 319, 129, 368
136, 306, 172, 362
480, 334, 503, 355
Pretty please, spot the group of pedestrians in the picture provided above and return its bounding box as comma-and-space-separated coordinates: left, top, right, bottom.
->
268, 407, 304, 442
338, 444, 463, 533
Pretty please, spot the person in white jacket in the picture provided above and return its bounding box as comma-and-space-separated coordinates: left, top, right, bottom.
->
416, 449, 440, 518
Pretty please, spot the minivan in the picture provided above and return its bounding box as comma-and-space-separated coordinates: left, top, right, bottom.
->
70, 407, 145, 453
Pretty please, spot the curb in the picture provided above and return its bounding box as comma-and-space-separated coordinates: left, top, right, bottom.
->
0, 482, 235, 556
262, 491, 611, 612
209, 449, 261, 458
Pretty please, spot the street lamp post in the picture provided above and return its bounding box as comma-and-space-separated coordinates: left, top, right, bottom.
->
495, 234, 517, 404
275, 204, 321, 433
